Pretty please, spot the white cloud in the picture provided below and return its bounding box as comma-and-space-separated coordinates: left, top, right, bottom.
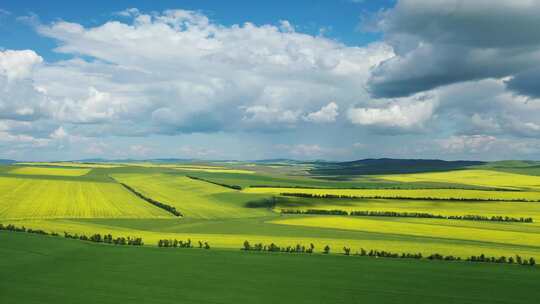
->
27, 9, 390, 135
0, 50, 42, 81
348, 98, 436, 129
438, 135, 497, 153
304, 102, 339, 123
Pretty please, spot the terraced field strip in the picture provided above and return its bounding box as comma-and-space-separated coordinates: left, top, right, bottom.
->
5, 218, 540, 259
15, 162, 123, 168
272, 198, 540, 219
9, 166, 91, 176
244, 187, 540, 201
112, 173, 270, 219
378, 169, 540, 191
173, 167, 254, 174
0, 176, 172, 219
270, 216, 540, 248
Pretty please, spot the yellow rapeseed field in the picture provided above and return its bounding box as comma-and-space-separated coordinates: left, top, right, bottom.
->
244, 187, 540, 201
9, 166, 91, 176
0, 176, 172, 219
378, 169, 540, 190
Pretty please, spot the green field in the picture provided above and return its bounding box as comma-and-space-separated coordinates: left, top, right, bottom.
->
1, 161, 540, 303
2, 232, 539, 304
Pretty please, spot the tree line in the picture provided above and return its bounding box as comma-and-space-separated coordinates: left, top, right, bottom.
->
281, 192, 540, 203
242, 240, 315, 253
280, 209, 534, 223
0, 223, 143, 246
240, 239, 536, 267
119, 182, 182, 216
186, 176, 242, 190
63, 231, 143, 246
157, 238, 211, 249
250, 185, 518, 192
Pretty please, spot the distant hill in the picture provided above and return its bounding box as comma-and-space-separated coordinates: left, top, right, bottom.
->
310, 158, 486, 176
0, 159, 16, 164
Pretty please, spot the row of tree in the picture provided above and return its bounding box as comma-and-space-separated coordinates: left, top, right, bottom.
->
280, 209, 534, 223
63, 232, 143, 246
242, 240, 315, 254
281, 192, 540, 203
186, 176, 242, 190
157, 238, 210, 249
0, 223, 57, 236
119, 182, 182, 216
251, 185, 518, 192
240, 240, 536, 267
0, 223, 144, 246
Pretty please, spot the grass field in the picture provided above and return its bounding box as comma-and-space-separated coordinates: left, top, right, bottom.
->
2, 231, 539, 304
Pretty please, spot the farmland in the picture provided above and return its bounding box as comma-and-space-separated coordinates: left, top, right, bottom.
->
1, 160, 540, 303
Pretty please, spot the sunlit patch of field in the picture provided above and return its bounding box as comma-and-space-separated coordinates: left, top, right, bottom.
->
244, 187, 540, 201
273, 198, 540, 219
15, 162, 123, 168
4, 217, 540, 259
173, 167, 254, 174
112, 173, 270, 219
9, 166, 91, 176
0, 176, 171, 219
378, 169, 540, 190
270, 216, 540, 249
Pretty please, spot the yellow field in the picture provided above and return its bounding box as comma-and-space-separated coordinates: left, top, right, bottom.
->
173, 167, 254, 174
9, 166, 91, 176
112, 174, 269, 219
271, 216, 540, 248
5, 217, 540, 259
379, 169, 540, 190
274, 198, 540, 219
0, 176, 171, 219
15, 162, 123, 168
244, 187, 540, 201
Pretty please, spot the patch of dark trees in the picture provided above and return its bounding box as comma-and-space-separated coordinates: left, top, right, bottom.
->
281, 192, 540, 203
280, 209, 534, 223
186, 175, 242, 190
244, 197, 278, 208
0, 223, 143, 246
119, 182, 182, 216
158, 238, 210, 249
241, 239, 536, 266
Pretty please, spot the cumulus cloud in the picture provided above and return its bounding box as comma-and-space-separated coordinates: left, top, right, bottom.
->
348, 98, 436, 129
438, 134, 497, 154
366, 0, 540, 97
23, 9, 390, 136
304, 102, 339, 123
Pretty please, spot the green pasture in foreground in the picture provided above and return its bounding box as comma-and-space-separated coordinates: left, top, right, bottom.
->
1, 231, 539, 304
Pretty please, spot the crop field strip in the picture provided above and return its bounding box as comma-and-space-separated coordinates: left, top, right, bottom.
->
244, 187, 540, 201
8, 166, 91, 176
0, 175, 172, 219
111, 173, 272, 219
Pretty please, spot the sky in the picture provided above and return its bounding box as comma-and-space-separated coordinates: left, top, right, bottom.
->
1, 0, 540, 161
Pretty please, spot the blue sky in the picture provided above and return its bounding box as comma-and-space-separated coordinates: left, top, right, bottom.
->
1, 1, 540, 161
